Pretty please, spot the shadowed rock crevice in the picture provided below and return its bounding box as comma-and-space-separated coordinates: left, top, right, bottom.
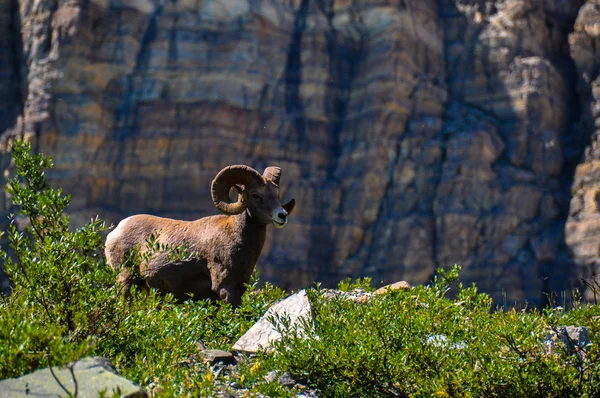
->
105, 2, 162, 213
314, 1, 369, 282
284, 0, 310, 140
539, 1, 589, 305
319, 1, 366, 170
0, 0, 26, 133
136, 4, 164, 73
565, 0, 600, 300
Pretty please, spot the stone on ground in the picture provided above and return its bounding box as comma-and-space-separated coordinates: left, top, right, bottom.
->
545, 326, 591, 356
200, 349, 235, 365
232, 290, 312, 353
0, 357, 146, 397
375, 281, 411, 295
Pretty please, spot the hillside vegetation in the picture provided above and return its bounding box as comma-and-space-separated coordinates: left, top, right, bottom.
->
1, 142, 600, 397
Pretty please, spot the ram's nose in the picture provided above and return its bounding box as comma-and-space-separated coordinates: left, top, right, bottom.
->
272, 208, 288, 228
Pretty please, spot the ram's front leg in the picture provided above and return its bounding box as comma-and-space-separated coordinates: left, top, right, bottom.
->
210, 267, 242, 307
215, 284, 242, 308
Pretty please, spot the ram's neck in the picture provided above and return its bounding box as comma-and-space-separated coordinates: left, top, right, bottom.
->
238, 210, 267, 244
227, 211, 266, 262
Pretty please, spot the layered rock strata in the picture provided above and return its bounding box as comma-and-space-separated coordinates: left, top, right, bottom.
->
0, 0, 595, 305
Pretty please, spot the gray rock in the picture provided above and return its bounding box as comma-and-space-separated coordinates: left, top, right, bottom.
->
545, 326, 591, 356
321, 288, 374, 303
232, 290, 312, 353
229, 381, 242, 389
264, 371, 296, 388
200, 349, 235, 366
0, 356, 147, 397
264, 370, 279, 383
277, 372, 296, 388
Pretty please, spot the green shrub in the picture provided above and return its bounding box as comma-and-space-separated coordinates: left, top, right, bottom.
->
0, 141, 286, 394
0, 140, 122, 377
0, 291, 90, 378
266, 266, 600, 398
2, 140, 600, 398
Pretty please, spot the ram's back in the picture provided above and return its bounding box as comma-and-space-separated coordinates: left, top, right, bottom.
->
105, 215, 185, 267
104, 214, 235, 268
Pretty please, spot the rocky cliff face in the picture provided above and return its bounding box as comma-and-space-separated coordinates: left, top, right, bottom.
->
0, 0, 596, 305
566, 0, 600, 300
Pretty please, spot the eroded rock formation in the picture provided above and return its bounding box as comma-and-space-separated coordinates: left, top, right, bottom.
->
0, 0, 597, 305
566, 0, 600, 300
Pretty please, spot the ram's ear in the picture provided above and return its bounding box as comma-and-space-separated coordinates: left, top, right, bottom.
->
232, 184, 244, 195
283, 199, 296, 215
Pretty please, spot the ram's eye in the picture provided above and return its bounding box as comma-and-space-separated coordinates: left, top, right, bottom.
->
252, 193, 263, 201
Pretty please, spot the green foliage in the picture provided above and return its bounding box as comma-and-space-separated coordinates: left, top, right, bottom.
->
337, 276, 374, 293
1, 140, 122, 377
0, 292, 89, 378
0, 141, 286, 393
2, 141, 600, 398
102, 278, 286, 395
268, 265, 600, 398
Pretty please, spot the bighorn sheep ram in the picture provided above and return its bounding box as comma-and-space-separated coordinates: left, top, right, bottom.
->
105, 165, 295, 307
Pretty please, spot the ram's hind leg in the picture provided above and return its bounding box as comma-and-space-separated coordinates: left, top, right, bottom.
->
117, 268, 148, 299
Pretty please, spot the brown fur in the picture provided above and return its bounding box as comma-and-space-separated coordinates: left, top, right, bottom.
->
104, 169, 295, 307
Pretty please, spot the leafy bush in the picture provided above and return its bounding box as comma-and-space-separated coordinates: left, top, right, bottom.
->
0, 141, 286, 394
2, 141, 600, 398
266, 266, 600, 398
0, 141, 121, 377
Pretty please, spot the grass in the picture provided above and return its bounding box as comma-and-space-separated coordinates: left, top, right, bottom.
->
1, 140, 600, 397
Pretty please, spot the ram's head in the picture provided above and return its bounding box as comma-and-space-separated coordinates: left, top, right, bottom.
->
211, 165, 296, 227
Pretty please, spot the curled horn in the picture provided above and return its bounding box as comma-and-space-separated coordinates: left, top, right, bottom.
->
263, 166, 282, 186
211, 165, 265, 215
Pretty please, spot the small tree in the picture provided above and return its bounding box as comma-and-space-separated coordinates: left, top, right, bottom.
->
2, 140, 125, 336
0, 141, 132, 377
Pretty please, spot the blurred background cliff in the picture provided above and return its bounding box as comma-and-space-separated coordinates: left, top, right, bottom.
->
1, 0, 600, 305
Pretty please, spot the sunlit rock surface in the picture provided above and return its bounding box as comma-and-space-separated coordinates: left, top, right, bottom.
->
0, 0, 595, 305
